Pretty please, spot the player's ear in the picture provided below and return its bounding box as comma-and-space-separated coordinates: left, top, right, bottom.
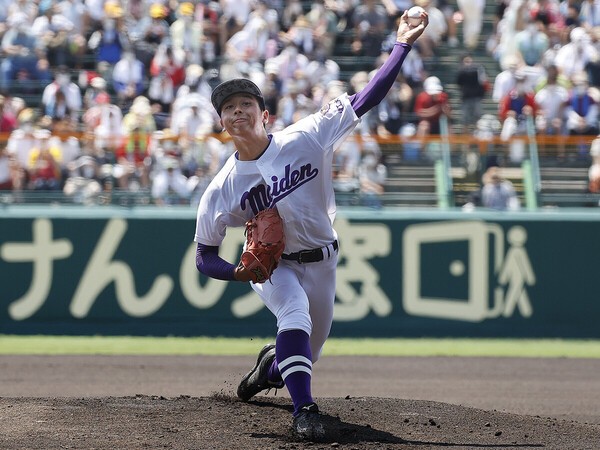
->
219, 118, 225, 132
262, 110, 269, 126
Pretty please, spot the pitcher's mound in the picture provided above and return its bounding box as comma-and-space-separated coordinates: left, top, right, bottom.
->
1, 394, 599, 449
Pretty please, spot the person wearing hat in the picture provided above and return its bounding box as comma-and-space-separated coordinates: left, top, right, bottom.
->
116, 96, 156, 189
82, 91, 123, 152
87, 1, 126, 66
129, 3, 170, 69
170, 2, 203, 65
413, 75, 451, 135
481, 166, 520, 211
193, 10, 428, 442
27, 129, 63, 191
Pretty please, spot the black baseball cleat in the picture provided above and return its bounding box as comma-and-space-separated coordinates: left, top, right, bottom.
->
292, 402, 326, 442
237, 343, 284, 401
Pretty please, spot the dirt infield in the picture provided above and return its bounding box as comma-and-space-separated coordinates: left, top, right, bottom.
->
1, 355, 599, 449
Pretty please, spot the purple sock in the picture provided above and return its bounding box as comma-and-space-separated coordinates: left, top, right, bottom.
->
273, 329, 314, 415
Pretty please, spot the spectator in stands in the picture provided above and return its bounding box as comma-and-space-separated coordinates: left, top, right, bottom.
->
534, 64, 570, 136
516, 16, 550, 67
492, 54, 523, 103
219, 0, 253, 53
148, 45, 186, 112
409, 0, 447, 58
41, 66, 82, 125
577, 0, 600, 29
223, 12, 270, 68
487, 0, 528, 63
414, 76, 452, 135
560, 0, 582, 28
554, 27, 598, 78
304, 48, 341, 89
170, 2, 204, 66
261, 62, 283, 117
281, 15, 315, 57
350, 0, 388, 57
112, 49, 146, 108
82, 91, 123, 153
87, 2, 127, 66
499, 72, 537, 133
456, 53, 489, 135
27, 129, 63, 191
135, 3, 171, 68
56, 0, 88, 41
6, 109, 37, 184
499, 71, 537, 163
116, 95, 155, 189
306, 0, 339, 57
175, 102, 215, 171
565, 71, 599, 136
457, 0, 485, 50
82, 76, 108, 109
358, 146, 387, 209
0, 12, 52, 93
32, 2, 84, 68
151, 155, 191, 205
481, 166, 520, 210
276, 80, 316, 127
264, 42, 310, 94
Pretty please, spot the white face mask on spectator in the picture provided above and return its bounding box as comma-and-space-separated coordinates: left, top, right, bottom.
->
363, 155, 377, 168
57, 74, 70, 86
103, 19, 116, 31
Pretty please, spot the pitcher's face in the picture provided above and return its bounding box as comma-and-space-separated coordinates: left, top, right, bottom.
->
220, 94, 268, 136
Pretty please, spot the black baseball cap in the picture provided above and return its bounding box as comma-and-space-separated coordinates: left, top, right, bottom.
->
211, 78, 266, 116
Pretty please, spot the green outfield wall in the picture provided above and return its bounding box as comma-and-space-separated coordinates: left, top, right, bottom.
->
1, 207, 599, 338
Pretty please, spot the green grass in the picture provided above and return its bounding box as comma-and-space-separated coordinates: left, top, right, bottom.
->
1, 335, 600, 358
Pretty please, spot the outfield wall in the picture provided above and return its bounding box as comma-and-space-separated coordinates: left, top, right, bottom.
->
1, 207, 599, 338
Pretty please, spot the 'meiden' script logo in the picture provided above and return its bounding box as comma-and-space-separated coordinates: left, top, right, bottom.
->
241, 163, 318, 214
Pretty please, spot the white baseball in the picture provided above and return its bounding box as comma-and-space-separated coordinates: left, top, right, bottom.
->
407, 6, 425, 26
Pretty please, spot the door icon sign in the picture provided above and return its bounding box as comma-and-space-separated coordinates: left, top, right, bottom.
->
403, 221, 507, 322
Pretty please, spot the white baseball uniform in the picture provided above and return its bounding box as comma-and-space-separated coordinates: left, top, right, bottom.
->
194, 93, 360, 360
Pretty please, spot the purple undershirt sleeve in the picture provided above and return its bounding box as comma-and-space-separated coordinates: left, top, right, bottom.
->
349, 42, 412, 118
196, 243, 237, 281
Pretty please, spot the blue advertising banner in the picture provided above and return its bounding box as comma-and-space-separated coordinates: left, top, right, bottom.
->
1, 207, 599, 338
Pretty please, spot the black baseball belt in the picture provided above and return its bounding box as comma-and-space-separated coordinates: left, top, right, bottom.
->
281, 240, 339, 264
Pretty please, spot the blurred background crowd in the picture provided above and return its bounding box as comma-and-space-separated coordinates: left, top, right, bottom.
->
1, 0, 600, 209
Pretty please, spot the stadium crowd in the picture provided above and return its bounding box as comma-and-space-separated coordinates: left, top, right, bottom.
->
1, 0, 600, 207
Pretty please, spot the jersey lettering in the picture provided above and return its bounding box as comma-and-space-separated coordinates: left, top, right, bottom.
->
240, 163, 319, 214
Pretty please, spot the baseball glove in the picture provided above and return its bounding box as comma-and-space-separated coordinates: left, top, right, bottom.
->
239, 208, 285, 283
